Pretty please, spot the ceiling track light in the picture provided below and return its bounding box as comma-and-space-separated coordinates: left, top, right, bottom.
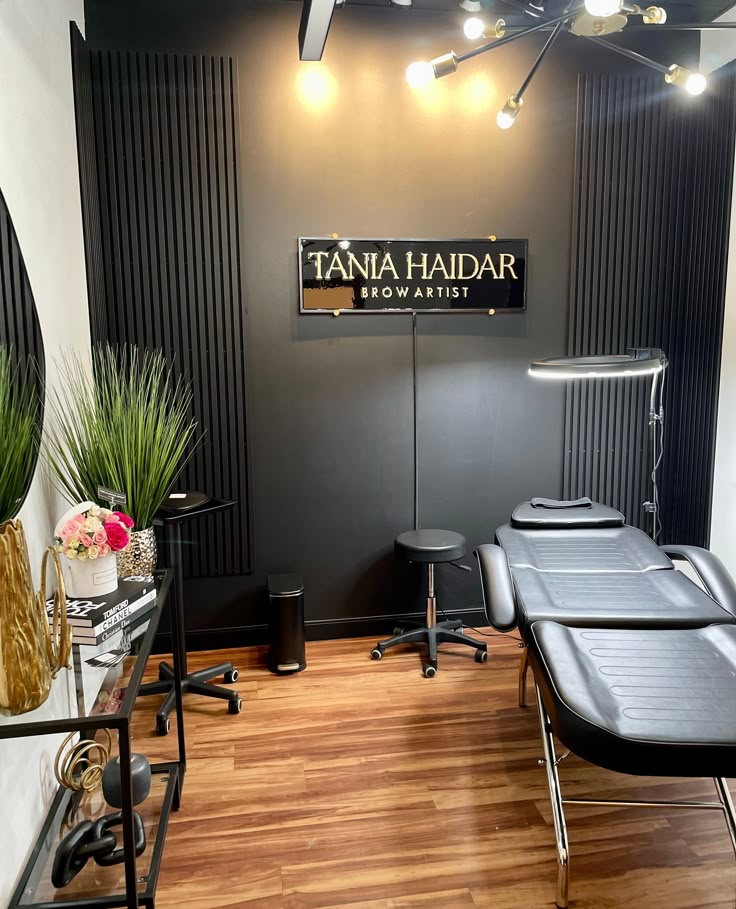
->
389, 0, 413, 6
459, 0, 483, 10
408, 0, 714, 124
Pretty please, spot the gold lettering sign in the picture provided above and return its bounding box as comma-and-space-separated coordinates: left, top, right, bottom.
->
299, 238, 527, 314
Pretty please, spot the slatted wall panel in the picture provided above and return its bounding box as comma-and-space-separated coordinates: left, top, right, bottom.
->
73, 35, 253, 577
667, 68, 736, 545
71, 25, 107, 341
565, 70, 736, 544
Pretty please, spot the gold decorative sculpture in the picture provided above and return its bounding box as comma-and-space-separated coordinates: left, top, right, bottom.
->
0, 521, 72, 716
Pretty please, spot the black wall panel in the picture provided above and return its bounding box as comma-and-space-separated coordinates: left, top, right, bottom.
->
565, 69, 736, 545
72, 26, 253, 577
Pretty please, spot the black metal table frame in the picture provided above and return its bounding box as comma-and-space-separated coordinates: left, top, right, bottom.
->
6, 570, 186, 909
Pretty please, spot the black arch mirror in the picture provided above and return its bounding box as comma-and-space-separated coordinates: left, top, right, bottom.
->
0, 187, 45, 522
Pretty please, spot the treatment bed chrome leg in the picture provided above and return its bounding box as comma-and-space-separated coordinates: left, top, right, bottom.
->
714, 778, 736, 858
518, 645, 529, 707
536, 685, 570, 909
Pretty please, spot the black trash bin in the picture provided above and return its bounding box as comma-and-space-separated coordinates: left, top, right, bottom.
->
268, 574, 306, 674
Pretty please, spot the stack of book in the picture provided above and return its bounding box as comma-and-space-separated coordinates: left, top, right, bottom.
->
47, 578, 158, 646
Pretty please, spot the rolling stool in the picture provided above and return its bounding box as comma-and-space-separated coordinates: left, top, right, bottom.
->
138, 493, 242, 734
371, 529, 488, 677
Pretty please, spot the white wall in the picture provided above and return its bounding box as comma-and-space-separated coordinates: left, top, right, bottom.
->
0, 1, 90, 904
711, 144, 736, 575
700, 5, 736, 75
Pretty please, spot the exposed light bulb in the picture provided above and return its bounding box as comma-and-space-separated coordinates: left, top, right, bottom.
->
642, 4, 666, 23
496, 94, 523, 129
665, 64, 707, 95
338, 239, 351, 250
463, 16, 486, 39
584, 0, 621, 16
685, 72, 707, 95
406, 60, 435, 89
459, 0, 483, 10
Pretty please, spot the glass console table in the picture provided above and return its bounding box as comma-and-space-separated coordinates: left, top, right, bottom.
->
1, 569, 184, 909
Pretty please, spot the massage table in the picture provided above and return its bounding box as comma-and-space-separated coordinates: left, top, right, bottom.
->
474, 497, 736, 907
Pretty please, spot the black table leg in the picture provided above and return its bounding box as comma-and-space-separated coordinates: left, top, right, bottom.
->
168, 527, 187, 800
118, 721, 139, 909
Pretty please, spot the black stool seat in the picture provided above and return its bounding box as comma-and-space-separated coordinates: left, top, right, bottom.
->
371, 527, 486, 677
529, 622, 736, 778
395, 529, 466, 563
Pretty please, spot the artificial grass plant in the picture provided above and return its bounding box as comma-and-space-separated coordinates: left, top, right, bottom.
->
46, 345, 199, 529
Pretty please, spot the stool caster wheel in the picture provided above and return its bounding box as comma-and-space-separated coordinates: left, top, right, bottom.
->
371, 648, 383, 661
156, 715, 170, 737
224, 669, 239, 683
158, 663, 168, 681
475, 649, 488, 663
228, 697, 242, 715
423, 664, 437, 678
393, 627, 404, 636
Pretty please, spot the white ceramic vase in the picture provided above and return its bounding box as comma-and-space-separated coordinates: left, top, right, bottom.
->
65, 552, 118, 599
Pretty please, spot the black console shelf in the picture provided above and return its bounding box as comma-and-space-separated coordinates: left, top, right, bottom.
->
3, 570, 184, 909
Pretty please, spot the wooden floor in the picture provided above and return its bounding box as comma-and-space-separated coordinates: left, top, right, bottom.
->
132, 631, 736, 909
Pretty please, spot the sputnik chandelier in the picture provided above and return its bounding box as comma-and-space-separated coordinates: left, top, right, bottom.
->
406, 0, 733, 128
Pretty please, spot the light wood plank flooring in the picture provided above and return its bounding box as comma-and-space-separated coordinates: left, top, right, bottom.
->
132, 631, 736, 909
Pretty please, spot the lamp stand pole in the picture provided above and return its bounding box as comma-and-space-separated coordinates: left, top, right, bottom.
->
644, 363, 667, 541
413, 311, 419, 532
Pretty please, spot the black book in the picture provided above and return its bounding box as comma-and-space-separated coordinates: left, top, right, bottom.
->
47, 578, 155, 628
72, 596, 157, 646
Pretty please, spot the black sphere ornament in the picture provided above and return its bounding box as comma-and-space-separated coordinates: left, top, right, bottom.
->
101, 754, 152, 808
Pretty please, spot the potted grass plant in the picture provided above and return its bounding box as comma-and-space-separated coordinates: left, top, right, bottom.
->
45, 345, 199, 577
0, 345, 58, 714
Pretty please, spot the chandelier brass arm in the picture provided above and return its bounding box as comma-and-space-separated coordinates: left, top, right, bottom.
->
408, 0, 717, 125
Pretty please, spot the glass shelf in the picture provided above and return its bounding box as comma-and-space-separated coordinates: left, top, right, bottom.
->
14, 763, 179, 908
0, 571, 173, 739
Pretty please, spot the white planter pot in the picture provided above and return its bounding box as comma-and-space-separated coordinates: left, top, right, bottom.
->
64, 553, 119, 599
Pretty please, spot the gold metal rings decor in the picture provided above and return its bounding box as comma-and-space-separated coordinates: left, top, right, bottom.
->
54, 729, 113, 793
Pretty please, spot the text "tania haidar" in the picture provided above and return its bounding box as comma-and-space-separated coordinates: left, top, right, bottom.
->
307, 250, 519, 282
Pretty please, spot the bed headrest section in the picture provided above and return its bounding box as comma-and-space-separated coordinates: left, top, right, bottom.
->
511, 497, 625, 529
496, 523, 672, 572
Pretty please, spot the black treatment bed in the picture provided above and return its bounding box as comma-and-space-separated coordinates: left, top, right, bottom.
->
474, 497, 736, 908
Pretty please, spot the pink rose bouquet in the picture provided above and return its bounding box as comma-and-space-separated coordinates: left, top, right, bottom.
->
54, 504, 134, 562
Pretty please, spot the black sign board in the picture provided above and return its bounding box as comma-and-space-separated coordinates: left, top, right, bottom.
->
299, 237, 527, 314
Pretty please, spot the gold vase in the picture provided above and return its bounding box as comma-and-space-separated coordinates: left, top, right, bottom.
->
116, 527, 157, 578
0, 520, 70, 716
